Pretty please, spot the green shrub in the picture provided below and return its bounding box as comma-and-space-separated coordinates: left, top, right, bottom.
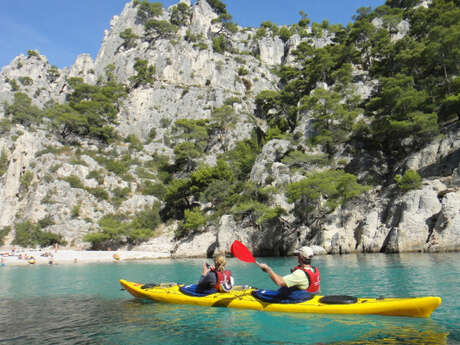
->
141, 180, 166, 198
395, 170, 422, 192
63, 175, 84, 189
148, 127, 157, 140
104, 157, 131, 176
129, 59, 155, 88
84, 206, 159, 249
207, 0, 227, 15
8, 79, 19, 91
5, 92, 43, 126
47, 78, 126, 143
224, 97, 241, 106
194, 42, 208, 50
119, 28, 139, 49
111, 187, 131, 207
27, 50, 40, 58
238, 67, 249, 76
175, 208, 207, 238
145, 19, 178, 40
160, 117, 171, 128
0, 226, 11, 245
71, 203, 81, 218
49, 164, 62, 173
41, 190, 55, 204
183, 208, 207, 230
39, 231, 66, 247
0, 118, 12, 134
279, 27, 293, 42
83, 232, 111, 250
0, 149, 8, 176
35, 145, 72, 157
87, 170, 104, 184
135, 166, 156, 179
47, 66, 60, 82
87, 187, 109, 201
185, 30, 199, 42
38, 215, 55, 228
20, 171, 34, 192
18, 76, 33, 86
286, 170, 369, 221
13, 221, 65, 248
134, 0, 163, 20
113, 187, 130, 199
125, 133, 143, 151
281, 150, 329, 168
131, 204, 161, 233
69, 157, 87, 166
212, 34, 228, 54
170, 2, 191, 26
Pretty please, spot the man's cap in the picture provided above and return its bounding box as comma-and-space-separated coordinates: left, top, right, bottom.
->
294, 246, 314, 259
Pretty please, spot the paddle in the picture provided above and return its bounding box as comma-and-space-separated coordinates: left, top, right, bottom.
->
230, 240, 259, 264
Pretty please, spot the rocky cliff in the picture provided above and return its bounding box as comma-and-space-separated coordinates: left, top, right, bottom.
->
0, 0, 458, 257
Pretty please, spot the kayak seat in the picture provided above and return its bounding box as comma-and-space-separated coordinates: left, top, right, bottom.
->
319, 295, 358, 304
179, 284, 218, 297
252, 289, 314, 304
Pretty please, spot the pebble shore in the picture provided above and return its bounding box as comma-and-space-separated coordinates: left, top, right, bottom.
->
0, 249, 168, 266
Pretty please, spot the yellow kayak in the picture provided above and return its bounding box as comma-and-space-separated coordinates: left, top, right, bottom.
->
120, 280, 441, 318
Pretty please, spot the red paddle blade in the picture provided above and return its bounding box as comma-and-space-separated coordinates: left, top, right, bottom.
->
230, 240, 256, 263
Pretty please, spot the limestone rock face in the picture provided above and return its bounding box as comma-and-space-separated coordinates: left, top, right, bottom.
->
250, 139, 291, 186
0, 53, 67, 107
429, 190, 460, 251
68, 54, 97, 85
0, 0, 459, 257
174, 230, 217, 258
383, 182, 444, 252
0, 130, 45, 227
258, 36, 285, 66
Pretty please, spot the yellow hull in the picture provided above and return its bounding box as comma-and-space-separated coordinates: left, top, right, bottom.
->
120, 280, 441, 318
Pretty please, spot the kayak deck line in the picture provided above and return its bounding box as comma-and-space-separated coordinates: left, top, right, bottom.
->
120, 279, 441, 318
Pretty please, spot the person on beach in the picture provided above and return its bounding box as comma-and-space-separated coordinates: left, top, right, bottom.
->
197, 254, 234, 293
257, 246, 321, 294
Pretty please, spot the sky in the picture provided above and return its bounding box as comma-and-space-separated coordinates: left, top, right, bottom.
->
0, 0, 386, 69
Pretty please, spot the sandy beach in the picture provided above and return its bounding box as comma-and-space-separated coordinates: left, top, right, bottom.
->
0, 248, 168, 266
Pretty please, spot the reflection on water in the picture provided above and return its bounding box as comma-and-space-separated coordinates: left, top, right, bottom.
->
325, 329, 448, 345
0, 295, 448, 345
0, 253, 458, 345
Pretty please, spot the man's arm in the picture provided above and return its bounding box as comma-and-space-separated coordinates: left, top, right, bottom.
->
257, 263, 287, 287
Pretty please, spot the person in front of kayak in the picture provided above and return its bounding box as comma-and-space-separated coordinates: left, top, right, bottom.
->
197, 254, 234, 293
257, 246, 320, 294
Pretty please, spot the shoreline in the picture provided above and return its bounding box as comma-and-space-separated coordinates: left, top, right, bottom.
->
0, 249, 171, 266
1, 248, 457, 267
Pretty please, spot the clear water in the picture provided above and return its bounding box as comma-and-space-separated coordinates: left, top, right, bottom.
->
0, 253, 458, 345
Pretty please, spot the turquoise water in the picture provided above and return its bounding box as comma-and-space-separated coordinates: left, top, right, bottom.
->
0, 253, 458, 344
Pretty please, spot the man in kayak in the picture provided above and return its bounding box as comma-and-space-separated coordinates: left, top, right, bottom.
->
197, 254, 234, 293
257, 246, 320, 294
